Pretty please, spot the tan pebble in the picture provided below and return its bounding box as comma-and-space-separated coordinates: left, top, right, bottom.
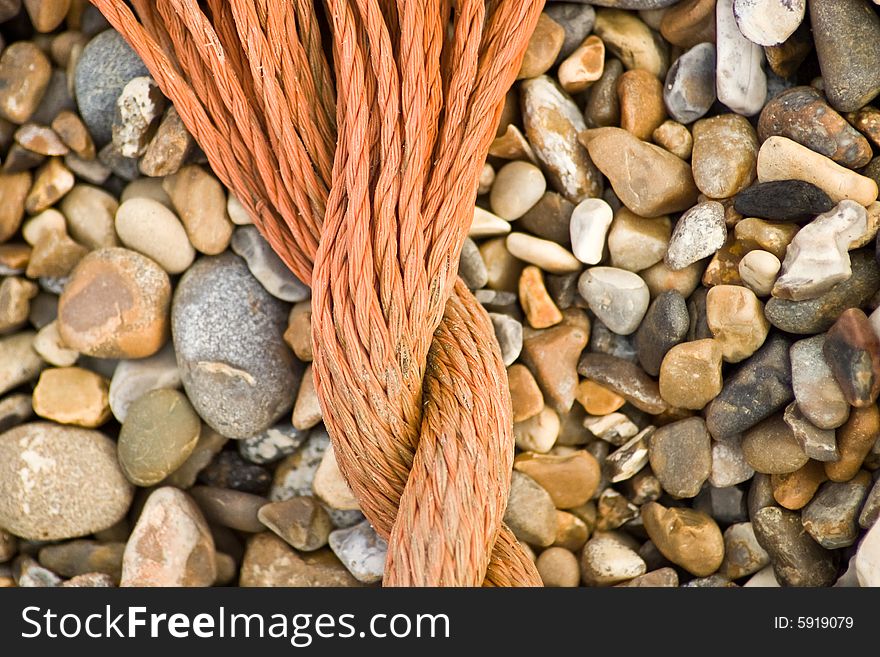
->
641, 501, 724, 576
513, 406, 560, 453
292, 364, 322, 430
284, 301, 313, 362
257, 496, 333, 552
488, 124, 537, 163
537, 547, 580, 587
480, 236, 524, 291
607, 207, 671, 272
519, 265, 563, 329
470, 206, 511, 238
51, 110, 95, 160
49, 31, 88, 69
827, 406, 880, 483
0, 276, 38, 333
120, 176, 172, 208
60, 183, 119, 249
477, 162, 495, 195
594, 9, 669, 78
517, 13, 565, 80
24, 0, 71, 32
553, 510, 589, 551
508, 363, 544, 423
618, 69, 666, 141
691, 114, 759, 200
0, 171, 32, 242
32, 366, 110, 428
742, 414, 809, 474
738, 250, 780, 296
701, 238, 745, 286
26, 229, 87, 278
0, 42, 52, 124
490, 161, 546, 221
162, 164, 234, 255
853, 201, 880, 249
32, 320, 77, 367
585, 58, 623, 128
734, 217, 798, 260
513, 450, 601, 509
506, 232, 581, 274
226, 192, 252, 225
25, 157, 74, 214
240, 533, 360, 587
706, 285, 769, 362
558, 35, 605, 94
771, 460, 828, 510
660, 0, 717, 48
658, 338, 723, 410
640, 258, 704, 298
575, 379, 625, 415
0, 243, 31, 271
114, 198, 194, 274
139, 106, 194, 177
652, 120, 693, 160
580, 534, 646, 586
14, 123, 68, 156
313, 444, 359, 511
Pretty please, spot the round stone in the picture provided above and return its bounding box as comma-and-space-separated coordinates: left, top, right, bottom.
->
706, 284, 769, 363
0, 422, 134, 540
115, 198, 195, 274
537, 547, 580, 587
649, 417, 712, 498
578, 266, 649, 335
490, 161, 546, 221
580, 534, 646, 586
741, 414, 809, 474
733, 0, 805, 46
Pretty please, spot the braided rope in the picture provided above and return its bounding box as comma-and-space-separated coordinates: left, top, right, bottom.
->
90, 0, 543, 587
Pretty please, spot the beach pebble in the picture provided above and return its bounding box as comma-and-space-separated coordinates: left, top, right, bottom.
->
470, 206, 511, 238
856, 518, 880, 586
231, 225, 310, 302
328, 520, 387, 584
258, 496, 332, 552
633, 290, 689, 376
649, 417, 712, 498
32, 320, 77, 367
112, 76, 165, 158
607, 209, 671, 272
0, 171, 31, 243
715, 0, 767, 116
163, 165, 234, 255
519, 192, 574, 246
802, 473, 872, 549
504, 471, 558, 547
691, 114, 758, 199
313, 444, 359, 511
663, 42, 716, 125
545, 3, 596, 63
580, 534, 646, 586
660, 0, 717, 48
710, 440, 755, 488
665, 201, 726, 270
658, 338, 723, 410
0, 42, 52, 124
783, 403, 839, 463
188, 486, 266, 533
593, 8, 669, 78
558, 35, 605, 94
537, 547, 580, 587
108, 343, 179, 422
618, 69, 666, 141
139, 106, 194, 177
720, 522, 770, 580
489, 313, 522, 367
0, 331, 44, 396
706, 285, 769, 363
513, 406, 560, 453
518, 13, 565, 80
114, 198, 194, 274
826, 405, 880, 483
507, 232, 581, 274
59, 184, 119, 251
519, 266, 562, 329
733, 0, 805, 46
742, 414, 808, 474
641, 502, 724, 576
752, 506, 837, 587
239, 533, 359, 587
570, 198, 613, 265
26, 157, 75, 214
578, 267, 649, 335
32, 365, 109, 428
737, 250, 780, 296
579, 352, 666, 414
513, 450, 601, 509
459, 238, 488, 290
520, 311, 589, 413
823, 308, 880, 408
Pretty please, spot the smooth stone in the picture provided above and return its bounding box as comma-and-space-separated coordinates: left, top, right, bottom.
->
658, 338, 723, 410
823, 308, 880, 407
38, 540, 125, 583
508, 363, 544, 423
771, 460, 828, 510
545, 3, 596, 63
0, 394, 32, 434
521, 75, 602, 202
593, 8, 669, 78
506, 232, 581, 274
641, 502, 724, 576
710, 440, 755, 487
231, 226, 308, 302
633, 290, 689, 376
313, 444, 359, 511
470, 207, 511, 239
618, 69, 666, 140
576, 379, 625, 415
742, 414, 809, 474
578, 352, 666, 414
827, 406, 880, 483
489, 124, 537, 163
0, 422, 133, 540
857, 519, 880, 586
15, 124, 68, 156
694, 485, 749, 525
706, 285, 769, 363
773, 201, 866, 301
649, 417, 711, 498
459, 237, 488, 290
578, 266, 649, 335
283, 302, 313, 362
0, 42, 51, 124
139, 106, 194, 177
660, 0, 716, 48
720, 522, 770, 580
504, 471, 558, 547
783, 402, 839, 462
687, 287, 712, 341
738, 250, 780, 296
705, 334, 793, 441
514, 406, 560, 453
596, 494, 640, 531
733, 0, 805, 46
615, 567, 679, 588
64, 153, 110, 184
765, 250, 880, 334
810, 0, 880, 113
186, 486, 265, 534
489, 313, 523, 367
519, 192, 574, 247
108, 343, 180, 423
537, 547, 580, 587
15, 557, 62, 588
74, 30, 149, 146
653, 120, 693, 160
239, 533, 360, 587
120, 176, 172, 208
716, 0, 767, 116
258, 496, 332, 552
607, 208, 671, 273
665, 201, 726, 270
514, 450, 601, 508
172, 253, 300, 438
489, 161, 546, 221
757, 136, 878, 206
58, 186, 115, 248
25, 157, 75, 214
758, 87, 872, 170
580, 534, 646, 586
585, 58, 623, 128
32, 320, 77, 367
752, 506, 837, 587
0, 276, 37, 333
519, 266, 562, 329
583, 127, 699, 217
743, 565, 781, 587
161, 429, 227, 489
0, 331, 44, 395
691, 115, 758, 199
121, 487, 215, 587
558, 35, 605, 94
802, 473, 871, 549
163, 165, 234, 255
663, 42, 716, 125
117, 388, 200, 486
589, 319, 638, 362
57, 248, 170, 359
570, 198, 613, 265
328, 520, 386, 584
517, 13, 565, 79
115, 198, 194, 275
0, 171, 31, 243
32, 365, 109, 428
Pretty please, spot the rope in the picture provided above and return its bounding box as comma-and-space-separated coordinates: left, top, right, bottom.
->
90, 0, 543, 587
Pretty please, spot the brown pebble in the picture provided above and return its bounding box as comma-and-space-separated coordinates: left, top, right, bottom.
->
519, 265, 563, 329
0, 276, 37, 333
849, 106, 880, 149
553, 510, 589, 552
826, 405, 880, 483
139, 106, 194, 177
660, 0, 716, 49
558, 35, 605, 94
578, 352, 667, 414
536, 547, 580, 587
508, 363, 544, 423
734, 217, 798, 260
618, 69, 666, 141
517, 13, 565, 80
641, 502, 724, 577
585, 58, 623, 128
742, 414, 809, 475
652, 120, 693, 160
513, 450, 601, 509
823, 308, 880, 408
764, 22, 813, 78
0, 243, 31, 271
0, 171, 32, 241
239, 533, 361, 587
24, 0, 71, 33
14, 123, 68, 156
25, 157, 74, 214
771, 460, 828, 510
32, 366, 110, 428
575, 379, 625, 415
283, 301, 313, 362
26, 229, 87, 278
51, 110, 95, 160
0, 42, 52, 124
658, 339, 723, 410
257, 496, 332, 552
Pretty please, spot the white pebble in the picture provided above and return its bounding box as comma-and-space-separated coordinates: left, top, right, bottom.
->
570, 198, 613, 265
506, 232, 581, 274
738, 249, 780, 296
665, 201, 727, 271
490, 161, 546, 220
716, 0, 767, 116
733, 0, 805, 47
470, 206, 511, 238
578, 266, 650, 336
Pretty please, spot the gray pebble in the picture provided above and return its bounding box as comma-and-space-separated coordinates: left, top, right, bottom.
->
694, 485, 749, 525
633, 290, 689, 376
239, 422, 309, 465
663, 43, 717, 124
545, 3, 596, 63
649, 417, 711, 498
782, 402, 839, 462
752, 506, 838, 587
489, 312, 523, 367
710, 440, 755, 488
458, 237, 488, 289
328, 520, 387, 584
230, 226, 310, 302
802, 474, 872, 549
503, 471, 557, 547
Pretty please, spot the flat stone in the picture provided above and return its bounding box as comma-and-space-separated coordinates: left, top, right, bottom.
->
508, 363, 544, 423
470, 206, 511, 239
706, 284, 769, 363
115, 198, 195, 275
163, 165, 234, 255
607, 208, 671, 273
802, 472, 872, 549
15, 123, 68, 156
660, 0, 716, 48
121, 487, 215, 587
504, 471, 558, 547
716, 0, 767, 116
633, 290, 689, 376
514, 450, 601, 509
172, 253, 300, 438
752, 506, 837, 587
117, 388, 200, 486
575, 379, 625, 416
593, 8, 669, 78
642, 502, 724, 576
239, 533, 360, 587
663, 42, 716, 125
826, 405, 880, 483
58, 248, 170, 359
665, 201, 726, 270
582, 127, 699, 217
771, 460, 828, 510
0, 42, 51, 124
32, 365, 109, 428
823, 308, 880, 407
521, 76, 602, 202
691, 115, 758, 199
606, 427, 651, 483
578, 266, 649, 335
52, 110, 95, 160
579, 352, 667, 414
733, 0, 805, 46
582, 411, 639, 446
519, 192, 574, 247
0, 422, 133, 540
783, 402, 839, 462
258, 496, 332, 552
705, 334, 793, 441
710, 439, 755, 487
720, 522, 770, 580
649, 417, 712, 498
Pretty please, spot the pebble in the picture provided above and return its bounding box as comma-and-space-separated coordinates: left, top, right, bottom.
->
0, 276, 37, 332
514, 406, 560, 453
0, 394, 32, 434
615, 567, 679, 587
231, 225, 310, 302
758, 87, 872, 170
649, 417, 711, 498
715, 0, 767, 116
239, 423, 308, 466
470, 206, 511, 238
490, 124, 536, 163
593, 9, 669, 78
662, 42, 716, 125
583, 127, 699, 217
720, 522, 770, 580
823, 308, 880, 407
545, 3, 596, 63
15, 557, 62, 587
117, 388, 201, 486
743, 564, 781, 587
810, 0, 880, 113
691, 115, 758, 199
61, 184, 119, 249
514, 450, 601, 509
659, 338, 723, 410
652, 120, 693, 161
578, 266, 649, 335
74, 29, 149, 145
742, 414, 809, 474
0, 171, 31, 242
520, 75, 602, 202
583, 412, 638, 446
618, 69, 665, 141
163, 165, 234, 255
576, 379, 625, 416
32, 365, 109, 428
198, 451, 271, 495
706, 285, 769, 362
802, 473, 872, 549
459, 237, 488, 290
765, 250, 880, 334
751, 505, 837, 587
633, 290, 689, 376
579, 534, 646, 586
32, 320, 77, 367
536, 547, 580, 587
607, 208, 670, 272
503, 471, 558, 547
283, 302, 313, 363
827, 405, 880, 483
172, 253, 300, 438
108, 343, 180, 422
519, 192, 574, 246
860, 479, 880, 529
162, 428, 227, 489
140, 106, 194, 177
585, 58, 623, 128
15, 123, 68, 156
590, 319, 639, 363
51, 110, 95, 160
57, 247, 170, 359
0, 331, 44, 395
641, 502, 724, 576
710, 440, 755, 487
737, 250, 780, 296
733, 0, 805, 46
328, 520, 387, 584
569, 198, 612, 265
508, 363, 544, 422
26, 157, 74, 214
506, 232, 581, 274
112, 76, 165, 158
660, 0, 716, 48
579, 352, 666, 414
313, 444, 359, 511
0, 42, 51, 124
521, 316, 588, 417
694, 485, 749, 526
0, 422, 133, 540
291, 365, 321, 430
258, 496, 332, 552
239, 533, 359, 587
519, 266, 562, 329
489, 313, 522, 367
705, 334, 793, 441
120, 487, 215, 587
517, 13, 565, 80
783, 403, 839, 462
771, 460, 828, 510
857, 519, 880, 586
188, 485, 266, 533
38, 540, 125, 583
115, 198, 194, 274
757, 136, 878, 206
665, 201, 726, 270
558, 35, 605, 94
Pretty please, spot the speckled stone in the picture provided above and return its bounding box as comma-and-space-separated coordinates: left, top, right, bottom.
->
710, 440, 755, 488
649, 417, 711, 498
691, 115, 758, 200
665, 201, 726, 270
658, 338, 723, 410
752, 506, 837, 587
641, 502, 724, 576
823, 308, 880, 408
742, 413, 809, 474
662, 42, 716, 125
172, 253, 301, 438
802, 472, 872, 549
504, 471, 558, 547
579, 534, 646, 586
239, 533, 360, 587
633, 290, 689, 376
